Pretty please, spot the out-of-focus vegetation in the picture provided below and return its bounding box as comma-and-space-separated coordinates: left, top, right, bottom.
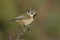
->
0, 0, 60, 40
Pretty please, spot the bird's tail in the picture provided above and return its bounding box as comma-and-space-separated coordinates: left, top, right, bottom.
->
8, 19, 16, 21
8, 18, 21, 21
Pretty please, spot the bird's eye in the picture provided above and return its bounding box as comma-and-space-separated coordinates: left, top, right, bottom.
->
27, 10, 30, 12
31, 12, 33, 14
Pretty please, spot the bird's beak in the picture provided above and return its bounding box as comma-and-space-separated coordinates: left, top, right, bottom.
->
33, 14, 37, 18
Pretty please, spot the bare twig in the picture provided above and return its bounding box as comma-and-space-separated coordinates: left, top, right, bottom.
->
16, 26, 31, 40
9, 34, 13, 40
9, 26, 31, 40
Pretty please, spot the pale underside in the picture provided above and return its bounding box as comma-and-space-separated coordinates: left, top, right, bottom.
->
16, 18, 33, 26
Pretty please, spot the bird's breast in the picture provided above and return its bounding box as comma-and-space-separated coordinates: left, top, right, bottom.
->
22, 18, 33, 26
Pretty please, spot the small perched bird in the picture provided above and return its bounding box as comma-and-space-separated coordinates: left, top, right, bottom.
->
9, 8, 37, 40
10, 8, 37, 26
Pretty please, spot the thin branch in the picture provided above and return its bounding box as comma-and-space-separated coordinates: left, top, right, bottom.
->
16, 26, 31, 40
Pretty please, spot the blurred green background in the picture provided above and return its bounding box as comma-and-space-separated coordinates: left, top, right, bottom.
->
0, 0, 60, 40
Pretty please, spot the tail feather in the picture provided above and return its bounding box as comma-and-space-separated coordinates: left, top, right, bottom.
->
8, 19, 21, 21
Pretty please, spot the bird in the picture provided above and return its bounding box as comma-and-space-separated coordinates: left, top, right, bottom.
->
8, 8, 37, 40
9, 8, 37, 31
10, 8, 36, 26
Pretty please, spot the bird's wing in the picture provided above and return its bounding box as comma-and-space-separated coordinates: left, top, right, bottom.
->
15, 13, 31, 20
9, 14, 30, 21
15, 15, 28, 20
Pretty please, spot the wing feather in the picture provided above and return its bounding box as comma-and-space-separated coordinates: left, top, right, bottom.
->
9, 14, 30, 21
15, 15, 28, 20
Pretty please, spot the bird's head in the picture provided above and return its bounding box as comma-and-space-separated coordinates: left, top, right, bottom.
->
26, 8, 37, 18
